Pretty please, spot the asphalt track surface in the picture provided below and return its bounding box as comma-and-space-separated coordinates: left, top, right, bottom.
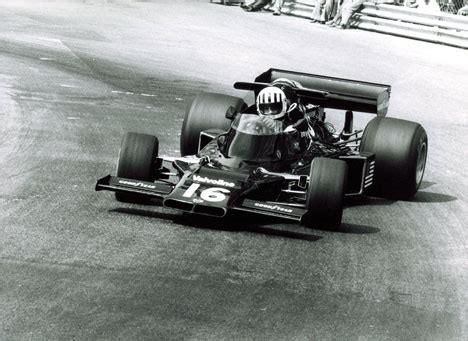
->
0, 0, 467, 339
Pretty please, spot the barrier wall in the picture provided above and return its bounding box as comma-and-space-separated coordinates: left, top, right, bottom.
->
213, 0, 468, 49
276, 0, 316, 17
356, 3, 468, 48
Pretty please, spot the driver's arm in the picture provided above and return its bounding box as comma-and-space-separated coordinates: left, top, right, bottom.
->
258, 115, 278, 130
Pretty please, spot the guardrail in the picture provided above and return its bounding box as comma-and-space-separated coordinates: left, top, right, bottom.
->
215, 0, 468, 49
212, 0, 317, 16
280, 0, 316, 18
356, 3, 468, 49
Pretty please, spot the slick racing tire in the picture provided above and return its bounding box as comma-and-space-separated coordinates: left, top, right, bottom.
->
115, 132, 159, 203
303, 157, 348, 230
360, 117, 428, 200
180, 92, 246, 156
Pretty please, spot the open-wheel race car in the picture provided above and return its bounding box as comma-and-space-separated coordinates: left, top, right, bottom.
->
96, 69, 428, 230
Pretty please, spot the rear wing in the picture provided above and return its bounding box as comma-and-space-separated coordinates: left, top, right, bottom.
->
244, 68, 391, 116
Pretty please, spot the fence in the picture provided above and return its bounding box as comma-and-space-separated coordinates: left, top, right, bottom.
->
436, 0, 467, 14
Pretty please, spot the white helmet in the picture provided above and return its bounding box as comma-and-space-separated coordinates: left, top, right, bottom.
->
256, 86, 288, 119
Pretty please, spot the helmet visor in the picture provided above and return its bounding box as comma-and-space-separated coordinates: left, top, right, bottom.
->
258, 102, 283, 116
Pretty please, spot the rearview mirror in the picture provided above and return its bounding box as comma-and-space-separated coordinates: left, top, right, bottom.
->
225, 106, 237, 119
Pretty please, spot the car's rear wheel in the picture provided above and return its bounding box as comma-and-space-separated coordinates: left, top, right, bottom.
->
180, 92, 246, 156
303, 157, 348, 230
115, 132, 159, 203
360, 117, 428, 200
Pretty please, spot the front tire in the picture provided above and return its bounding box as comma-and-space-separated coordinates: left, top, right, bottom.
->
303, 157, 348, 230
360, 117, 428, 200
180, 92, 246, 156
115, 132, 159, 203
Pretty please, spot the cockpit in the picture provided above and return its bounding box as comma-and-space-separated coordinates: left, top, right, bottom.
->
221, 114, 287, 161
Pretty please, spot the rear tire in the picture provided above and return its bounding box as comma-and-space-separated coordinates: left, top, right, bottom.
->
180, 92, 246, 156
360, 117, 428, 200
303, 157, 348, 230
115, 132, 159, 203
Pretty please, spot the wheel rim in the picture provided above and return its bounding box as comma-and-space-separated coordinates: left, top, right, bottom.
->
416, 141, 427, 186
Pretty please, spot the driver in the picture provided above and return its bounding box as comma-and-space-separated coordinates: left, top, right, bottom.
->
254, 78, 314, 154
256, 78, 307, 131
255, 78, 337, 148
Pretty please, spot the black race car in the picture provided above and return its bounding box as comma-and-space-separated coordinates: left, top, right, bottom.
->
96, 69, 428, 230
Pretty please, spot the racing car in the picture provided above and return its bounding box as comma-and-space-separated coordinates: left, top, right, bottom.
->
96, 69, 428, 230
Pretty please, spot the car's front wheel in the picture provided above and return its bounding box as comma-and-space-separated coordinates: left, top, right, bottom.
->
303, 157, 348, 230
115, 132, 159, 203
180, 92, 246, 156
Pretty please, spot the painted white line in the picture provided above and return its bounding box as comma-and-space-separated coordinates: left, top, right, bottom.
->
60, 84, 80, 88
39, 57, 54, 61
140, 93, 156, 97
67, 117, 80, 120
111, 90, 135, 95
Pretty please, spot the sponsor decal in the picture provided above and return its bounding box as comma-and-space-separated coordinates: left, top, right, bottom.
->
254, 202, 293, 214
192, 175, 235, 188
118, 179, 156, 189
183, 183, 230, 202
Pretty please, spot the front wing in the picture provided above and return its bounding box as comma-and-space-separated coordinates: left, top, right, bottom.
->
96, 175, 307, 222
